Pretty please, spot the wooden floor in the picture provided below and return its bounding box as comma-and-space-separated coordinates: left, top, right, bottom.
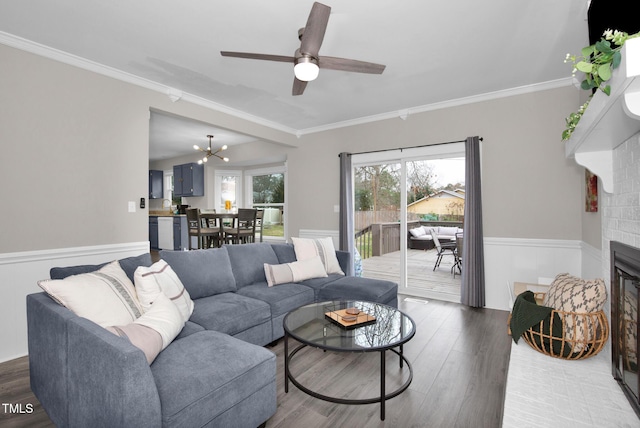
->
362, 249, 461, 301
0, 297, 510, 428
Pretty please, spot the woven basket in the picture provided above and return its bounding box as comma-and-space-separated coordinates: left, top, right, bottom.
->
520, 293, 609, 360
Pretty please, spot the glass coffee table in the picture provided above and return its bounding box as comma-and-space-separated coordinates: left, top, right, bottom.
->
283, 300, 416, 421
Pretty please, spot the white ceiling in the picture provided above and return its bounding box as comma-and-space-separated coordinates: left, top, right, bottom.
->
0, 0, 591, 160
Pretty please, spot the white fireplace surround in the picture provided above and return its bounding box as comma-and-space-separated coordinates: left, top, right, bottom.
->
565, 37, 640, 194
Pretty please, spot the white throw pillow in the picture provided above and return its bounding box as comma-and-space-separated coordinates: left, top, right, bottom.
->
438, 226, 459, 236
409, 227, 426, 238
107, 293, 183, 363
291, 237, 344, 275
131, 292, 183, 349
106, 324, 163, 364
264, 256, 328, 287
134, 260, 194, 324
38, 261, 144, 327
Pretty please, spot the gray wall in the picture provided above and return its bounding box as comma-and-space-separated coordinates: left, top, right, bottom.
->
286, 87, 588, 242
1, 42, 592, 256
0, 44, 295, 253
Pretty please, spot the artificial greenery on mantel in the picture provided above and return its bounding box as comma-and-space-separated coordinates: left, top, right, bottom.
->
562, 29, 640, 141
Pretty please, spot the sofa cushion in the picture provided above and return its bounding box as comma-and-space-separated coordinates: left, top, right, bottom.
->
264, 256, 327, 287
175, 320, 205, 341
316, 276, 398, 306
225, 243, 279, 288
190, 292, 271, 336
160, 248, 236, 299
134, 260, 194, 324
38, 260, 144, 327
236, 282, 314, 317
271, 243, 297, 264
50, 253, 153, 283
291, 237, 344, 276
151, 330, 276, 428
298, 274, 347, 298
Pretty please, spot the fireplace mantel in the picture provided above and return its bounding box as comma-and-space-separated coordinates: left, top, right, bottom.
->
565, 37, 640, 193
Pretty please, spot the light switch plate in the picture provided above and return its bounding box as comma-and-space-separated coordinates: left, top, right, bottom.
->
128, 201, 136, 213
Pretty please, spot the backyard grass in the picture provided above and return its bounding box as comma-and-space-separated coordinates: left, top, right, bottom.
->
262, 223, 284, 237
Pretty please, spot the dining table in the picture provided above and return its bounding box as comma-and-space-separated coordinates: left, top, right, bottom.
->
200, 211, 238, 247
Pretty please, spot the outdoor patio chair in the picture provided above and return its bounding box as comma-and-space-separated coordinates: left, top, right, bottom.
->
430, 229, 457, 271
452, 232, 463, 277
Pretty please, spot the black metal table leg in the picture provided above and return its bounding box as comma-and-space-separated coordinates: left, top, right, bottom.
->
399, 344, 404, 368
380, 349, 386, 421
284, 332, 289, 393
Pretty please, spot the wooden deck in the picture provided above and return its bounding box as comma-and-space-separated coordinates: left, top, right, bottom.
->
361, 248, 461, 302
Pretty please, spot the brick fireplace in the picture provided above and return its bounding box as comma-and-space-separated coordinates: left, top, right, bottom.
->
611, 241, 640, 416
565, 37, 640, 419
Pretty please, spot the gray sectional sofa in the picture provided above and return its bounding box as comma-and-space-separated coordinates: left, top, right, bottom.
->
27, 242, 398, 427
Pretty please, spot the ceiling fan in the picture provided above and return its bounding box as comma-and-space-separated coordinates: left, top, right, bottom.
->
220, 2, 386, 96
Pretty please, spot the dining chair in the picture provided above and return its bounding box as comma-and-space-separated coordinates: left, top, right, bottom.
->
255, 209, 264, 242
186, 208, 220, 249
430, 229, 457, 271
223, 208, 257, 244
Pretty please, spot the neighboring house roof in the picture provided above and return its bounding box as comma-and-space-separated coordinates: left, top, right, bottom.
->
407, 189, 465, 208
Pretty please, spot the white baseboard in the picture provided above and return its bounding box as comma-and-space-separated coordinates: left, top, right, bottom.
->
0, 241, 149, 363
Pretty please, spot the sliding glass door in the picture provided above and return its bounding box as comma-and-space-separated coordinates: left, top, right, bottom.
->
354, 162, 402, 286
405, 157, 465, 301
352, 143, 465, 301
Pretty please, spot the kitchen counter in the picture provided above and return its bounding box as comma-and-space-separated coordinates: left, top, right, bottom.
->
149, 210, 186, 217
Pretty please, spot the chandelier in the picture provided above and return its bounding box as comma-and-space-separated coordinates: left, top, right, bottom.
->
193, 135, 229, 164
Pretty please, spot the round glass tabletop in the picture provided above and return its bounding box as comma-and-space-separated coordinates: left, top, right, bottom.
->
283, 300, 416, 352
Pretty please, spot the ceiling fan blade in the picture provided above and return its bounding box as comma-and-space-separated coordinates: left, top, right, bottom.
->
319, 56, 386, 74
292, 77, 308, 96
299, 2, 331, 57
220, 51, 294, 63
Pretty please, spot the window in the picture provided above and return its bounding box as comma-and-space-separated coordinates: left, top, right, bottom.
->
214, 170, 242, 212
245, 166, 286, 240
163, 171, 181, 207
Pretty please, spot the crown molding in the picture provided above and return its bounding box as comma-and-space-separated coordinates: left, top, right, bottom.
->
295, 78, 573, 136
0, 31, 298, 136
1, 31, 573, 138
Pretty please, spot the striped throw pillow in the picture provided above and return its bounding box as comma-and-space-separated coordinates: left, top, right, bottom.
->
291, 237, 344, 275
134, 260, 194, 324
38, 261, 143, 327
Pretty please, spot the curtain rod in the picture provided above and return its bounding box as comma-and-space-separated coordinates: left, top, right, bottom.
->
342, 137, 482, 157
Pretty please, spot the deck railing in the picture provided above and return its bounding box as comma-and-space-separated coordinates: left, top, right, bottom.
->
356, 220, 463, 259
355, 225, 373, 259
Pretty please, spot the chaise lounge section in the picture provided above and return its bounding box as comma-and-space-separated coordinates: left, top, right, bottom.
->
27, 241, 398, 427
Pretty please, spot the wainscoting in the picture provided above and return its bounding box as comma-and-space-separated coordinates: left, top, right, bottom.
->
0, 235, 602, 363
0, 241, 150, 362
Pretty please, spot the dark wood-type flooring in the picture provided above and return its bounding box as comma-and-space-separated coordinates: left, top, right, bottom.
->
0, 297, 511, 428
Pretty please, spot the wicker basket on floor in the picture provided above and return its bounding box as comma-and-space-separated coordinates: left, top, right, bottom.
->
521, 297, 609, 360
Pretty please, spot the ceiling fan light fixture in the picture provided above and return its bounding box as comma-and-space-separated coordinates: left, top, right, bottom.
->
294, 56, 319, 81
